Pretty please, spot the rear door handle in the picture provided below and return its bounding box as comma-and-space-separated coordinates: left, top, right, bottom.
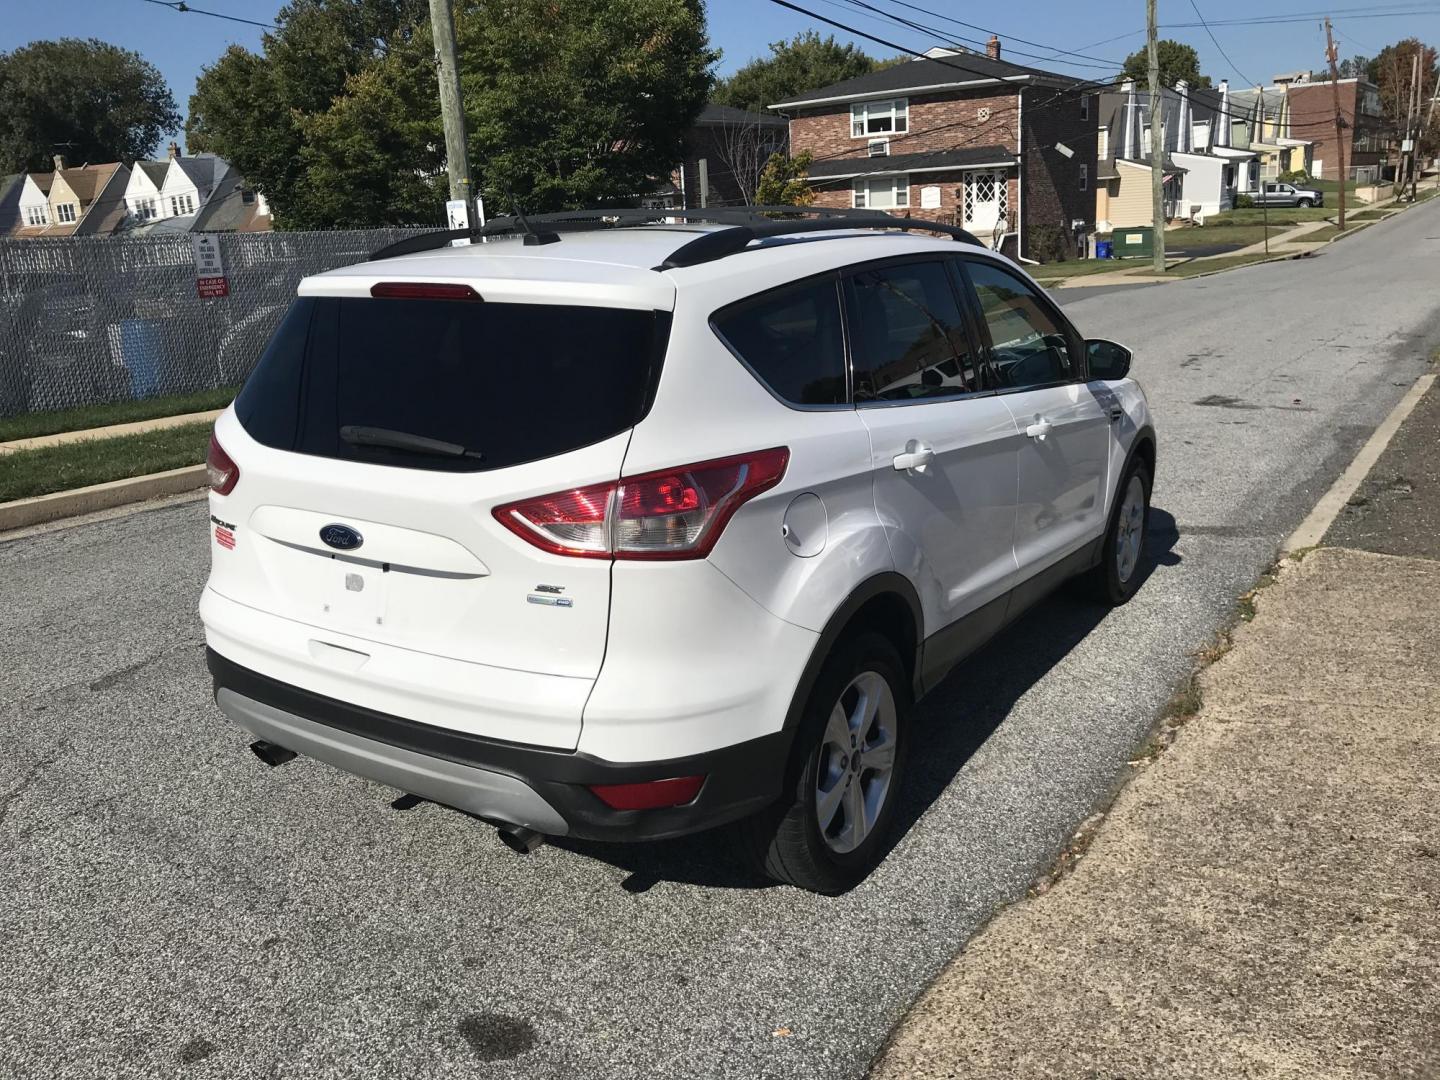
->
892, 443, 934, 473
1025, 419, 1052, 441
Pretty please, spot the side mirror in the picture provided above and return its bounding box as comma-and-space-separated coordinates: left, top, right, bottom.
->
1087, 339, 1132, 381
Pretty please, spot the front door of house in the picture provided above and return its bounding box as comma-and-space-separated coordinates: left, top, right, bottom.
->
962, 170, 1009, 245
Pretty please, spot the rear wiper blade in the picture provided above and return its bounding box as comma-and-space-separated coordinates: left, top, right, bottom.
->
340, 425, 484, 461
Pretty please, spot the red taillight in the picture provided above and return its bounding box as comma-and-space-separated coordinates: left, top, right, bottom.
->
206, 433, 239, 495
492, 447, 789, 561
369, 281, 482, 301
588, 775, 705, 811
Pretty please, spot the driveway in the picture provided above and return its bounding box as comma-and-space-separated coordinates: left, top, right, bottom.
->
3, 201, 1440, 1079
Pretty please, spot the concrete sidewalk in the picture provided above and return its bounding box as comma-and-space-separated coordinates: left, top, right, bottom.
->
871, 546, 1440, 1078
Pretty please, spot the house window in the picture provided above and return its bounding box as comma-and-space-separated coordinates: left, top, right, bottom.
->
56, 203, 77, 223
852, 175, 910, 209
851, 99, 908, 138
171, 193, 196, 215
131, 197, 157, 220
1079, 164, 1088, 191
1080, 95, 1090, 121
24, 205, 48, 226
1097, 126, 1108, 160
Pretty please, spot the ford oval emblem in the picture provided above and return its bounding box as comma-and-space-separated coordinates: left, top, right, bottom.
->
319, 523, 364, 551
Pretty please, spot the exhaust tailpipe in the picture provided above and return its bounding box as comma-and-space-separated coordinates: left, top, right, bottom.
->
250, 740, 297, 768
496, 824, 546, 854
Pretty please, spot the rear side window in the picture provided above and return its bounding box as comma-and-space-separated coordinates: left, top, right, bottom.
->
711, 277, 847, 407
235, 296, 668, 472
846, 260, 983, 402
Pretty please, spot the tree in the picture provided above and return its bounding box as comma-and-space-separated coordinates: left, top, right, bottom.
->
1337, 54, 1371, 79
707, 114, 789, 205
715, 32, 898, 114
189, 0, 713, 227
1371, 38, 1439, 154
1120, 40, 1211, 89
457, 0, 714, 214
754, 150, 815, 207
0, 39, 180, 172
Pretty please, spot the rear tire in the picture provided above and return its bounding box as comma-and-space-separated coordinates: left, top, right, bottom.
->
1085, 459, 1152, 606
743, 632, 911, 895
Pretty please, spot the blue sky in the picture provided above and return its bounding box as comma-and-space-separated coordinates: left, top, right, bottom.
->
4, 0, 1438, 145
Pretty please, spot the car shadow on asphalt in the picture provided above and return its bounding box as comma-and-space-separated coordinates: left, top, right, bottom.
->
551, 508, 1182, 894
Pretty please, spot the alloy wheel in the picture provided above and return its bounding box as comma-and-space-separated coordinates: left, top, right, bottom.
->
1115, 474, 1146, 583
814, 671, 898, 854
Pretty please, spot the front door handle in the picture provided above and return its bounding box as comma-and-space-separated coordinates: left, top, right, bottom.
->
1025, 419, 1052, 441
892, 442, 934, 473
1108, 405, 1125, 423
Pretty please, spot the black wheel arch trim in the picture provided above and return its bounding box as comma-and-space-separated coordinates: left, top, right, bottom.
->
781, 572, 925, 738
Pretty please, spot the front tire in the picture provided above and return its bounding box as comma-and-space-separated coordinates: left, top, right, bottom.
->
1298, 198, 1314, 208
743, 632, 910, 894
1086, 459, 1152, 605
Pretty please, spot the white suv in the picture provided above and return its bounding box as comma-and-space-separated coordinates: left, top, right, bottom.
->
200, 209, 1154, 894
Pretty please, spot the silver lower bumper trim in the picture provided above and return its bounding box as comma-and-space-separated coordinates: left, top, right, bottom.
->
215, 688, 570, 836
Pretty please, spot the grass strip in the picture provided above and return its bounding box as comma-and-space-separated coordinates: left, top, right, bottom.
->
0, 421, 212, 503
1028, 259, 1133, 283
0, 386, 237, 444
1130, 253, 1281, 279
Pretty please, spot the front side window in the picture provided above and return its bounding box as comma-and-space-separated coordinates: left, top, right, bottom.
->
846, 261, 984, 402
963, 261, 1074, 389
852, 175, 910, 210
712, 277, 846, 407
851, 99, 909, 137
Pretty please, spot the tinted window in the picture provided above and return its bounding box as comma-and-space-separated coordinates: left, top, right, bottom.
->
846, 261, 983, 402
964, 261, 1074, 389
234, 298, 313, 450
712, 278, 846, 406
236, 296, 666, 472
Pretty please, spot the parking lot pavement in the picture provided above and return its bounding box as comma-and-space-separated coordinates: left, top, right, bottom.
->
3, 201, 1440, 1080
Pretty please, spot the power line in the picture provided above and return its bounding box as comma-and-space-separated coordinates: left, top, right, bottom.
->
137, 0, 278, 31
1186, 0, 1260, 89
863, 0, 1129, 66
838, 0, 1122, 70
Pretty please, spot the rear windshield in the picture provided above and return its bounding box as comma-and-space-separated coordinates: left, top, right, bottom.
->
234, 296, 669, 472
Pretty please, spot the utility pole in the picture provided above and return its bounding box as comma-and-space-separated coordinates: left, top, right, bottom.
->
1325, 18, 1346, 230
429, 0, 472, 212
1408, 51, 1421, 202
1147, 0, 1165, 273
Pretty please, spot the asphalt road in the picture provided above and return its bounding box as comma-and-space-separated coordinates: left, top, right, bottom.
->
4, 201, 1440, 1080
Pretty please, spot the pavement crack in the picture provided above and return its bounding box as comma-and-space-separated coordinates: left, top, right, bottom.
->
0, 742, 69, 829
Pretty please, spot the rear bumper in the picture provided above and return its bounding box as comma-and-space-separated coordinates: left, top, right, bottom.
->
208, 648, 790, 842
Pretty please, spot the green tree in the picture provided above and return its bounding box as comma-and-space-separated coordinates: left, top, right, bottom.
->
715, 31, 898, 114
458, 0, 714, 213
1120, 40, 1211, 89
187, 0, 427, 228
0, 39, 180, 172
754, 150, 815, 206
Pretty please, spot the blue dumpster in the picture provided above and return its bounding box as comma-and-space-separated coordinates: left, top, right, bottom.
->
1095, 239, 1113, 260
120, 319, 164, 399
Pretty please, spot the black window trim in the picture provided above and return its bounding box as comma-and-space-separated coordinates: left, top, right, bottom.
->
838, 251, 1000, 410
708, 269, 854, 413
951, 254, 1090, 395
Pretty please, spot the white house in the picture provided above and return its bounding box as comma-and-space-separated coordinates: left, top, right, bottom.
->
159, 151, 229, 221
17, 173, 53, 229
123, 160, 170, 223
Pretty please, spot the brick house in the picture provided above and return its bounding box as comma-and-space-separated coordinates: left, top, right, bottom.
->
1284, 78, 1388, 183
770, 40, 1097, 259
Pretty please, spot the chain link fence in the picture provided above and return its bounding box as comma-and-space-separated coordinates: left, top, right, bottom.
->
0, 229, 436, 418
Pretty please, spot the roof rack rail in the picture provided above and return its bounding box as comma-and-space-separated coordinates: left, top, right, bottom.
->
365, 207, 984, 265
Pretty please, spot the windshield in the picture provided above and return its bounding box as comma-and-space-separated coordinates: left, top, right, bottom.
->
235, 296, 669, 472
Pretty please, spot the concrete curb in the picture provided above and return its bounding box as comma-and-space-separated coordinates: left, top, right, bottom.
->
0, 464, 208, 533
0, 408, 224, 455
